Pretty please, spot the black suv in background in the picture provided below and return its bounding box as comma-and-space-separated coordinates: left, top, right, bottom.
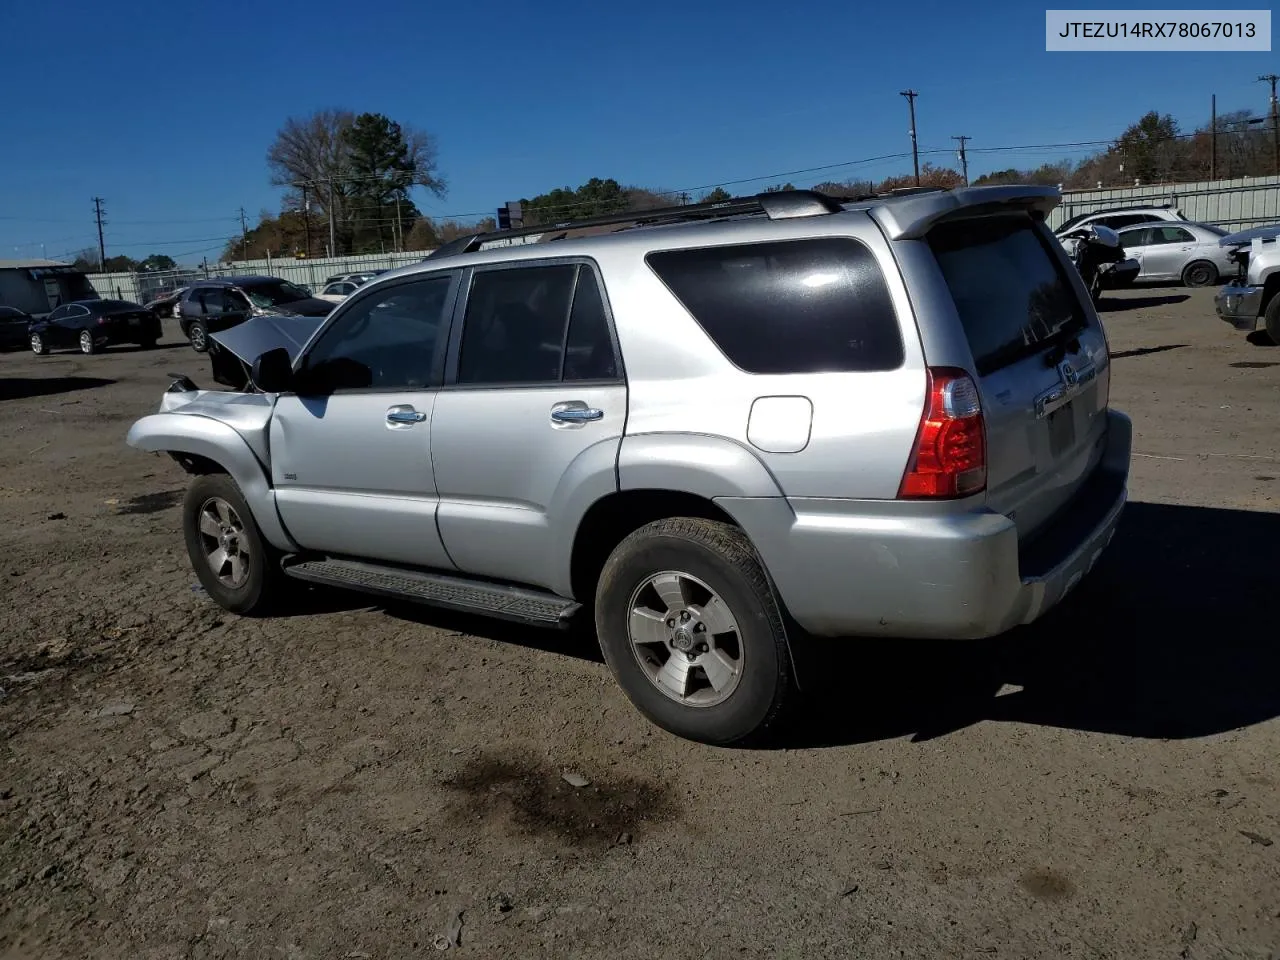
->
178, 276, 333, 352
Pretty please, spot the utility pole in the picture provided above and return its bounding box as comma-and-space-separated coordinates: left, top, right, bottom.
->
92, 197, 106, 269
900, 90, 920, 185
301, 182, 312, 257
327, 178, 337, 259
952, 135, 971, 186
238, 207, 249, 258
1211, 94, 1217, 180
1259, 74, 1280, 175
394, 191, 403, 253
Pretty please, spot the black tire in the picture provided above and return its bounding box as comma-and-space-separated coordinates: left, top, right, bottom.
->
1264, 294, 1280, 346
1181, 260, 1218, 287
188, 321, 209, 353
30, 332, 48, 355
182, 473, 286, 616
78, 329, 98, 355
594, 517, 794, 745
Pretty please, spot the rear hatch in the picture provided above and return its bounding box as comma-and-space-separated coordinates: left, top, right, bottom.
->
926, 213, 1111, 542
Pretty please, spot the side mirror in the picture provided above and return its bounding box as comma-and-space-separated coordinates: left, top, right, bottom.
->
250, 347, 293, 393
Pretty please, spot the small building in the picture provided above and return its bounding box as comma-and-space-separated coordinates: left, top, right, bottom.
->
0, 259, 98, 317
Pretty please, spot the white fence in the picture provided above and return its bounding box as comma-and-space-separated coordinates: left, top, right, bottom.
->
1051, 175, 1280, 232
86, 250, 434, 304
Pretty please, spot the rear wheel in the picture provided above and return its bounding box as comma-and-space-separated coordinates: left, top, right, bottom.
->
188, 321, 208, 352
594, 517, 793, 745
1264, 293, 1280, 346
1181, 260, 1218, 287
30, 332, 48, 355
182, 474, 287, 616
78, 330, 97, 354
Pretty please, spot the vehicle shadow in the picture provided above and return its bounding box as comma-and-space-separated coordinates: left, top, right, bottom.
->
0, 376, 115, 401
1099, 294, 1191, 312
782, 500, 1280, 748
1246, 331, 1276, 347
1111, 344, 1188, 359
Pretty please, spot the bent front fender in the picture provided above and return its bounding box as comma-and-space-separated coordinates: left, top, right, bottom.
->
126, 413, 299, 551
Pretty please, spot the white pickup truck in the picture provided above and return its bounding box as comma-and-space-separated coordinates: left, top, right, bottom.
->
1215, 227, 1280, 343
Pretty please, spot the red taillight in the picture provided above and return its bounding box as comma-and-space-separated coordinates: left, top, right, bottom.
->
898, 367, 987, 499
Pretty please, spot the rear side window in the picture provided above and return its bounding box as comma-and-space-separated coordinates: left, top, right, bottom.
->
645, 238, 903, 375
928, 215, 1087, 377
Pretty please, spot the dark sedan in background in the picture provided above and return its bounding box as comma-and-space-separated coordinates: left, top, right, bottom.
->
29, 299, 162, 355
177, 276, 333, 352
0, 305, 33, 350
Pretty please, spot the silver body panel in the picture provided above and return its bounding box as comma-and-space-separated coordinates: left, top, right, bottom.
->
126, 185, 1131, 640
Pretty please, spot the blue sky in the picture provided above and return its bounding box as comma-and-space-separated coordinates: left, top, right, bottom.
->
1, 0, 1274, 264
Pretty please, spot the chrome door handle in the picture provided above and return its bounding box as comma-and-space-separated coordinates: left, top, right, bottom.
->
550, 401, 604, 424
386, 406, 427, 425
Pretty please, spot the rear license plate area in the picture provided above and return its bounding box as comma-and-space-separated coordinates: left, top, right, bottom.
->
127, 316, 140, 326
1047, 402, 1076, 457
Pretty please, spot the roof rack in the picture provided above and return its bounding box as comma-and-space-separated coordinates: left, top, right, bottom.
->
423, 189, 849, 260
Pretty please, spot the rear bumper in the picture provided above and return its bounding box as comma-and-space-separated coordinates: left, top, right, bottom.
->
718, 409, 1132, 640
1214, 283, 1262, 331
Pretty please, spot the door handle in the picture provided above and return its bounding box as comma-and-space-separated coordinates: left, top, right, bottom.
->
386, 405, 427, 425
550, 401, 604, 424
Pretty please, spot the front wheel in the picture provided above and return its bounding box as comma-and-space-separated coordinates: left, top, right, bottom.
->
182, 474, 287, 616
79, 330, 97, 354
1181, 260, 1218, 288
594, 517, 794, 745
30, 332, 48, 355
188, 321, 208, 353
1264, 294, 1280, 346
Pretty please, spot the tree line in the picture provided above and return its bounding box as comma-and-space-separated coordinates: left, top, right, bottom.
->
223, 104, 1278, 262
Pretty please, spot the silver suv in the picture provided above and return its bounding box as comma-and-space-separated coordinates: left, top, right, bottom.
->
126, 186, 1131, 745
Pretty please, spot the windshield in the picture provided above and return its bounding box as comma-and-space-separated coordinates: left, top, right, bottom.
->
239, 281, 310, 308
929, 214, 1087, 376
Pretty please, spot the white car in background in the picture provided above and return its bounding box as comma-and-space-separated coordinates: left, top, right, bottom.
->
1116, 221, 1235, 287
317, 280, 360, 303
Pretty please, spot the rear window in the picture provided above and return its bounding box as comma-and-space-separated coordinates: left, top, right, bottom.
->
645, 237, 903, 375
928, 215, 1087, 377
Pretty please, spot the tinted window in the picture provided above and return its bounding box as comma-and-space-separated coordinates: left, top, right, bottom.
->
197, 289, 226, 315
457, 265, 577, 385
301, 276, 452, 392
646, 238, 902, 375
562, 270, 618, 381
1150, 226, 1194, 244
48, 305, 71, 321
1120, 228, 1153, 247
224, 290, 251, 311
0, 307, 24, 320
1101, 214, 1157, 229
928, 215, 1087, 377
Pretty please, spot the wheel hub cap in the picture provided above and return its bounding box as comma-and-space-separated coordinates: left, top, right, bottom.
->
626, 571, 744, 707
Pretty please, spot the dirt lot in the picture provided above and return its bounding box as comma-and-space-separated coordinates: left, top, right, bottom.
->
1, 287, 1278, 960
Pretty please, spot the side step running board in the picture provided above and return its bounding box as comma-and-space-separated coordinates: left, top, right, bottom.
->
282, 557, 581, 628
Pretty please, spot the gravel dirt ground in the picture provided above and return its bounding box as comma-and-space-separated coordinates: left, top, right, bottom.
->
1, 286, 1278, 960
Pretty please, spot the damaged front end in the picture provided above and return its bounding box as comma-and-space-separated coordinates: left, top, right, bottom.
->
205, 313, 326, 392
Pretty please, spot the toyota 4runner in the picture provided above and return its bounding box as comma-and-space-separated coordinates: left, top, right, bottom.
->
126, 186, 1131, 745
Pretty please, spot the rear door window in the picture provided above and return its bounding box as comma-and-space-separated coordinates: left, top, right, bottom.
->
928, 215, 1087, 377
645, 238, 903, 374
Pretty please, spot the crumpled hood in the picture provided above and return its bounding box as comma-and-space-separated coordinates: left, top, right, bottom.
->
209, 313, 325, 365
1219, 224, 1280, 247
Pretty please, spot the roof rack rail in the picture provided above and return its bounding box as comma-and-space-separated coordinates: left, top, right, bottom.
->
423, 189, 848, 260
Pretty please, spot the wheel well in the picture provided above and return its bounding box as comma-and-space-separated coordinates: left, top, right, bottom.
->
167, 452, 226, 476
570, 490, 739, 603
1262, 273, 1280, 312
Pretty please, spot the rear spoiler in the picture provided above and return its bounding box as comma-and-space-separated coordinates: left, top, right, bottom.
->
868, 185, 1061, 241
